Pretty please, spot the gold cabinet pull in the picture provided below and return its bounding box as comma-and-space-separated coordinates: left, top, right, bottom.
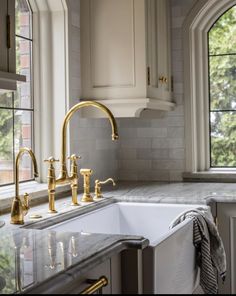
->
80, 277, 108, 294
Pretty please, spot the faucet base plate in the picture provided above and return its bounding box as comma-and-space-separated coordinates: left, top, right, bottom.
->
48, 210, 58, 214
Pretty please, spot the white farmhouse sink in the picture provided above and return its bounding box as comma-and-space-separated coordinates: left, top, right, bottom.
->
48, 202, 209, 294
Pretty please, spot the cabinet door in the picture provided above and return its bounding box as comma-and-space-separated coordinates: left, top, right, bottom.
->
7, 0, 16, 74
0, 0, 15, 73
217, 203, 236, 294
146, 0, 172, 101
0, 0, 9, 72
81, 0, 146, 100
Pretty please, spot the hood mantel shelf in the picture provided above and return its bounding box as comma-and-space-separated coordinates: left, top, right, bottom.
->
80, 98, 176, 118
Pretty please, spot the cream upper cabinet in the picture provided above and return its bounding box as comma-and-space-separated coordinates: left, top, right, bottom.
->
80, 0, 174, 118
0, 0, 26, 91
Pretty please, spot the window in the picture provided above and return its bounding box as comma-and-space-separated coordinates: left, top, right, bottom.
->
183, 0, 236, 175
209, 6, 236, 167
0, 0, 33, 186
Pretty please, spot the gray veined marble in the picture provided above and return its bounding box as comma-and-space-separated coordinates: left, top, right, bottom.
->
0, 228, 148, 294
1, 181, 236, 294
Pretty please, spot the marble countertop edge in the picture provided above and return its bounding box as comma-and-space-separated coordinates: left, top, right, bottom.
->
22, 236, 148, 294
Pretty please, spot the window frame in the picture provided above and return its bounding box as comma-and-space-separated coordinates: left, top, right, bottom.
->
208, 5, 236, 169
0, 0, 34, 187
183, 0, 236, 176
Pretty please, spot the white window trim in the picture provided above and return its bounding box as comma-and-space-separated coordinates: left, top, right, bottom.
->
29, 0, 69, 182
183, 0, 236, 175
0, 0, 74, 209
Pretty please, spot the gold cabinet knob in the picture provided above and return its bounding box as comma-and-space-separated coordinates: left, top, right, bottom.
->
80, 169, 93, 202
158, 76, 168, 84
94, 178, 116, 199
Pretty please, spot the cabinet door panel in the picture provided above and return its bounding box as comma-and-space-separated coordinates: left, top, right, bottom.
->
0, 0, 8, 72
7, 0, 16, 74
146, 0, 172, 101
230, 217, 236, 294
91, 0, 135, 88
81, 0, 146, 100
217, 203, 236, 294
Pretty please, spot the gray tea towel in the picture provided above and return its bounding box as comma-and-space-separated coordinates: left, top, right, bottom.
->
169, 207, 226, 294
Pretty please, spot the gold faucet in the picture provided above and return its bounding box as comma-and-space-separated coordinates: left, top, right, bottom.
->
94, 178, 116, 199
11, 147, 39, 225
45, 101, 119, 213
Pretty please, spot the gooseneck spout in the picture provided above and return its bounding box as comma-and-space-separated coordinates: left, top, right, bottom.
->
15, 147, 39, 198
57, 101, 119, 183
11, 147, 39, 224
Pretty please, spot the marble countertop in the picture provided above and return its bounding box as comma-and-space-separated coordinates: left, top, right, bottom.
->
1, 181, 236, 293
0, 227, 148, 294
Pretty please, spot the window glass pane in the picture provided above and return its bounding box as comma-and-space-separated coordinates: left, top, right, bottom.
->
15, 0, 32, 39
15, 37, 32, 109
0, 92, 13, 108
210, 111, 236, 167
0, 110, 13, 185
209, 6, 236, 55
14, 110, 33, 182
210, 55, 236, 111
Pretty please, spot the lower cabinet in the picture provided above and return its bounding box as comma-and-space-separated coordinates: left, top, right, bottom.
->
66, 254, 122, 294
217, 202, 236, 294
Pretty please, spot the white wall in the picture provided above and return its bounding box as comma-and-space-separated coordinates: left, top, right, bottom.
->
66, 0, 197, 183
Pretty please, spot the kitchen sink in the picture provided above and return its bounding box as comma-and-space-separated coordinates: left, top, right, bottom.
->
47, 202, 209, 294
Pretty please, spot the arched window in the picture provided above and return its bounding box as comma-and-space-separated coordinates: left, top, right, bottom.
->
183, 0, 236, 179
0, 0, 33, 186
209, 6, 236, 167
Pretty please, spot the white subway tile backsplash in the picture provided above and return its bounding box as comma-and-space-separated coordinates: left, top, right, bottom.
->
121, 138, 152, 149
137, 149, 169, 160
137, 128, 168, 138
167, 127, 185, 138
119, 160, 152, 171
169, 148, 185, 160
167, 116, 185, 127
152, 138, 169, 149
118, 149, 137, 160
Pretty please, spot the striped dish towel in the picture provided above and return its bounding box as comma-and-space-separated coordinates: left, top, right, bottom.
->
169, 208, 226, 294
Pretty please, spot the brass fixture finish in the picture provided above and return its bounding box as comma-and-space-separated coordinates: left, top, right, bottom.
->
45, 101, 119, 212
159, 76, 168, 84
94, 178, 116, 199
30, 214, 43, 220
58, 101, 119, 182
80, 277, 108, 294
44, 157, 59, 213
11, 147, 39, 225
68, 154, 81, 206
80, 169, 93, 202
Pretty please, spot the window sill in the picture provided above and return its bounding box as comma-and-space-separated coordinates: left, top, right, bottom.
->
0, 181, 71, 214
183, 170, 236, 182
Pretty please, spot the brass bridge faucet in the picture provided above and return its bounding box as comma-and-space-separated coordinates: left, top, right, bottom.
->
45, 101, 119, 213
11, 147, 39, 225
